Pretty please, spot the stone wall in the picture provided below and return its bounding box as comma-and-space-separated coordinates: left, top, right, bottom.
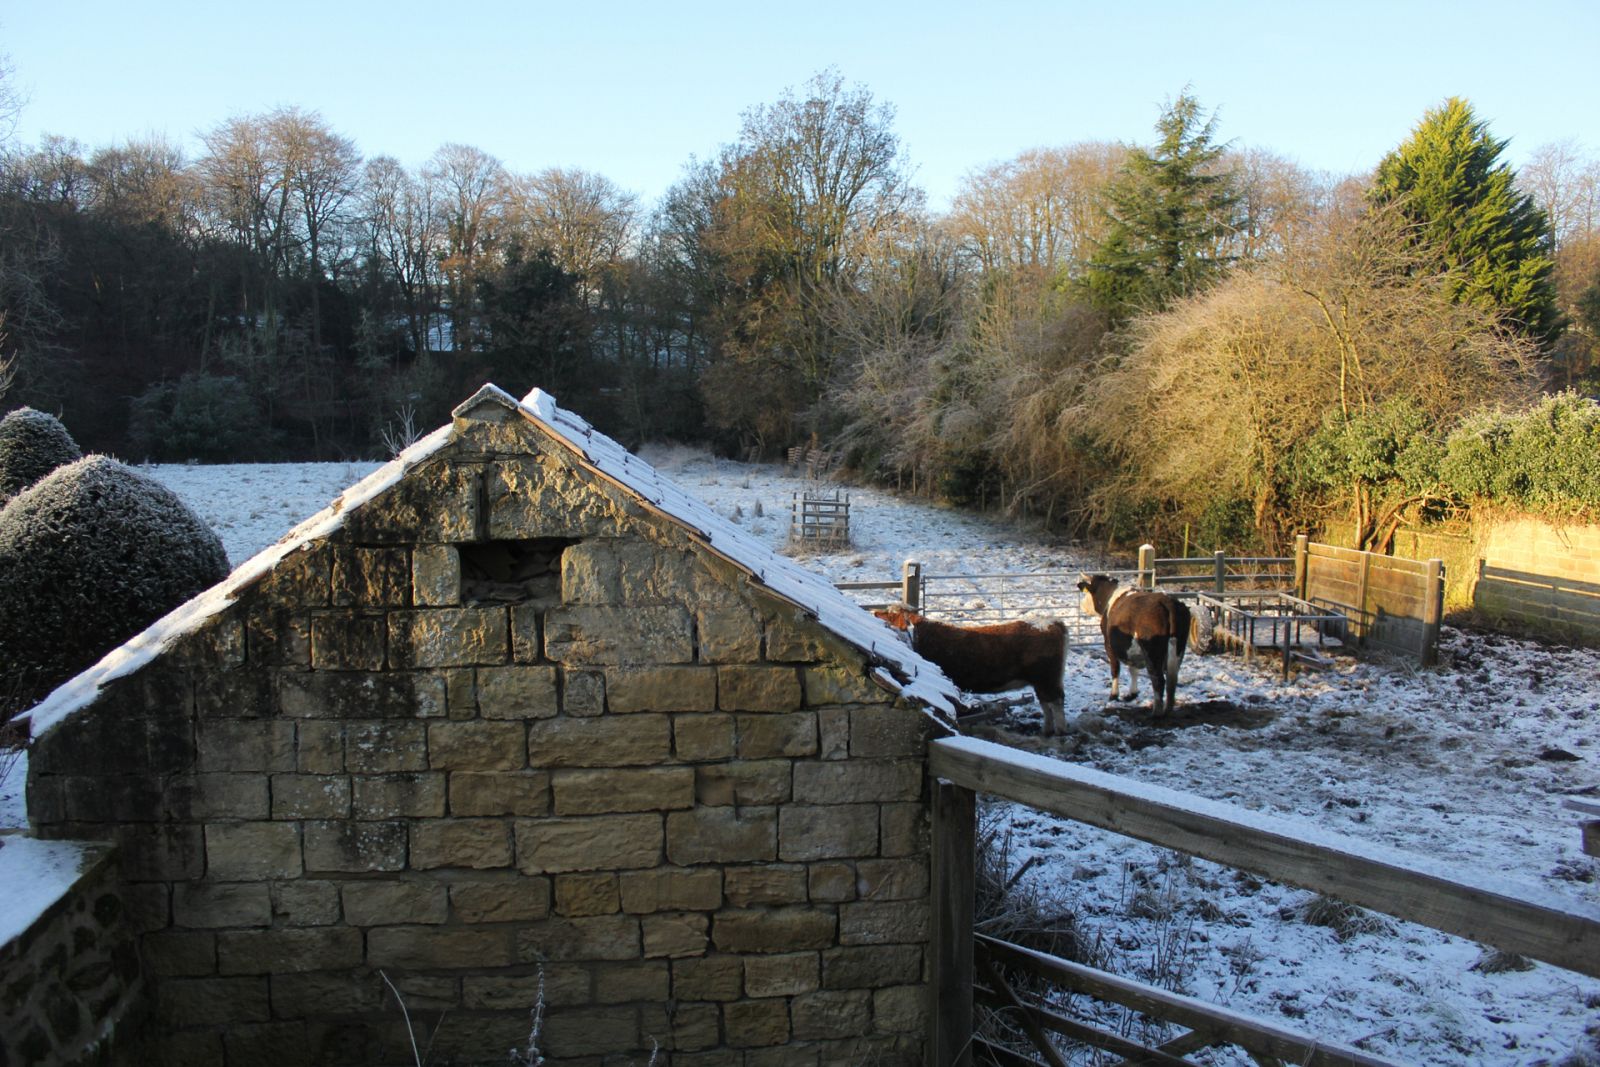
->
0, 840, 145, 1066
27, 404, 939, 1065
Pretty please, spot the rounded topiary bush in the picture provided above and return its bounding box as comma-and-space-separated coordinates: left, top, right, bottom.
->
0, 455, 230, 711
0, 407, 82, 506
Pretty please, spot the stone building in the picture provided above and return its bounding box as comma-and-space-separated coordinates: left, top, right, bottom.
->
20, 385, 963, 1066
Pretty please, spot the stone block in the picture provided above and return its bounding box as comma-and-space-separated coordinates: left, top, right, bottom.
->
388, 607, 509, 668
674, 713, 735, 761
194, 670, 274, 719
342, 881, 449, 926
173, 882, 272, 928
839, 901, 927, 946
413, 545, 461, 607
849, 706, 933, 758
800, 666, 885, 707
643, 911, 708, 958
856, 858, 928, 902
698, 606, 762, 663
605, 665, 717, 712
694, 760, 792, 806
560, 538, 683, 604
779, 804, 879, 862
713, 907, 836, 954
666, 807, 776, 866
449, 770, 549, 817
143, 930, 216, 977
735, 713, 817, 759
718, 665, 802, 711
271, 774, 351, 819
343, 460, 479, 543
462, 972, 569, 1012
724, 998, 790, 1048
552, 767, 694, 815
793, 760, 922, 804
450, 878, 551, 923
217, 927, 363, 975
428, 721, 526, 771
513, 915, 641, 962
188, 774, 270, 819
247, 603, 311, 667
745, 952, 819, 998
879, 804, 928, 858
410, 819, 513, 869
353, 773, 447, 818
445, 668, 476, 718
808, 862, 857, 904
821, 945, 923, 989
818, 707, 850, 760
514, 813, 663, 874
790, 989, 871, 1041
488, 457, 628, 540
198, 720, 295, 773
310, 614, 387, 670
256, 545, 331, 607
271, 880, 341, 926
112, 822, 205, 880
561, 669, 605, 715
303, 819, 406, 873
555, 872, 620, 917
764, 614, 832, 663
280, 671, 447, 720
873, 985, 926, 1033
206, 821, 302, 880
510, 605, 543, 664
593, 960, 669, 1004
367, 926, 515, 970
157, 976, 271, 1026
269, 972, 386, 1017
477, 666, 559, 719
296, 721, 344, 774
343, 721, 428, 774
724, 864, 808, 907
672, 956, 743, 1001
618, 867, 722, 914
541, 1005, 643, 1057
527, 715, 672, 768
544, 605, 694, 665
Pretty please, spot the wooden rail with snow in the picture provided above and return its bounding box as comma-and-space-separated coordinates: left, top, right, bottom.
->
928, 736, 1600, 1066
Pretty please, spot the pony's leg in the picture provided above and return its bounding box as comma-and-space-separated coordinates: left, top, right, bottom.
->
1041, 697, 1065, 736
1104, 634, 1122, 700
1112, 632, 1138, 699
1140, 637, 1166, 715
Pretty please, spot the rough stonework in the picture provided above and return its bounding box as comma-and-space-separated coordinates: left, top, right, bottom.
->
24, 386, 952, 1066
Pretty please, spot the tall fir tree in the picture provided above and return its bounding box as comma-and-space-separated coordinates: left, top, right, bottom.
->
1371, 97, 1560, 345
1084, 91, 1242, 319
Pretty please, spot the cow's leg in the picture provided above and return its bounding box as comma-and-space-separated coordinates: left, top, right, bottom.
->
1140, 637, 1167, 715
1108, 631, 1136, 700
1040, 696, 1065, 736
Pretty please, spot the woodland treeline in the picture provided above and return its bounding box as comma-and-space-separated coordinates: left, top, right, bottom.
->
2, 69, 1598, 551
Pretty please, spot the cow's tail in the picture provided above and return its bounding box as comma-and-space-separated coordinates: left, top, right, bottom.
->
1166, 598, 1192, 677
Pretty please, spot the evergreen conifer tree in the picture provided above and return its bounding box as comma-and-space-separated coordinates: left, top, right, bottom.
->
1371, 97, 1560, 344
1084, 91, 1242, 320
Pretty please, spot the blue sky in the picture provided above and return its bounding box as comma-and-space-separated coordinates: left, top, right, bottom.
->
4, 1, 1596, 212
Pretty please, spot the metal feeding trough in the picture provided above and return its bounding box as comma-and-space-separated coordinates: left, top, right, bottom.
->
1192, 591, 1348, 680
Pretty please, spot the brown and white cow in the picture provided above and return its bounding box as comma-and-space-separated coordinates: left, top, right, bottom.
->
1076, 574, 1191, 716
874, 606, 1068, 735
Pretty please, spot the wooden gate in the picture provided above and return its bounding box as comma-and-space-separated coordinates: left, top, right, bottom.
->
928, 736, 1600, 1066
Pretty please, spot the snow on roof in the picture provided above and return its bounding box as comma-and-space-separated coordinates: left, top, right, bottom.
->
0, 836, 111, 948
20, 385, 959, 743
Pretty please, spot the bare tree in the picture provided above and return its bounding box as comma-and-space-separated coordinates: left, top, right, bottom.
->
87, 136, 199, 232
1522, 140, 1600, 250
359, 155, 442, 357
270, 107, 361, 351
506, 167, 637, 283
423, 143, 507, 352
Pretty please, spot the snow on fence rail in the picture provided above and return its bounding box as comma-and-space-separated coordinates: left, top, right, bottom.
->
928, 735, 1600, 1066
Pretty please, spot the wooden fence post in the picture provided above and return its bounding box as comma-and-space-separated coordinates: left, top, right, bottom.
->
902, 560, 923, 612
1355, 549, 1372, 647
1422, 558, 1444, 667
930, 779, 976, 1067
1213, 550, 1226, 595
1138, 544, 1155, 589
1294, 535, 1308, 600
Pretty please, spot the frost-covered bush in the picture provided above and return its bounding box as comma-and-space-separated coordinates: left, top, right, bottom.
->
0, 456, 230, 711
0, 407, 81, 505
1440, 393, 1600, 515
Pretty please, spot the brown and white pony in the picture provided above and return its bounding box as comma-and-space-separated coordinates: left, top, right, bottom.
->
874, 606, 1068, 735
1076, 574, 1191, 716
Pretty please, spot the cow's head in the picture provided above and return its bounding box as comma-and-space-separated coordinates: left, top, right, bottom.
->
1077, 573, 1120, 618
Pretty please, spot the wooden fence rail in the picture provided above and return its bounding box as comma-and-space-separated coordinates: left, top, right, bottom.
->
928, 736, 1600, 1065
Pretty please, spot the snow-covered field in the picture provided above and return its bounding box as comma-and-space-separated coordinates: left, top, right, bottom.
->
5, 448, 1598, 1065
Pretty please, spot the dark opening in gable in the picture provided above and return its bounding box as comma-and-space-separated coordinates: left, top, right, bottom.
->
459, 538, 575, 605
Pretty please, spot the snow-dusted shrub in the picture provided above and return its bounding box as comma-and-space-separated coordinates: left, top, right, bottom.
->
0, 455, 229, 711
0, 407, 81, 505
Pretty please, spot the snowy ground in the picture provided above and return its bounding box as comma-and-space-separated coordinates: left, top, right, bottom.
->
4, 448, 1599, 1065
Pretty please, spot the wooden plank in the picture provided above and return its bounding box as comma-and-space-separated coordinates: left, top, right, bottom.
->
978, 935, 1400, 1067
978, 959, 1069, 1067
971, 1035, 1047, 1067
931, 780, 977, 1067
931, 737, 1600, 979
973, 982, 1200, 1066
